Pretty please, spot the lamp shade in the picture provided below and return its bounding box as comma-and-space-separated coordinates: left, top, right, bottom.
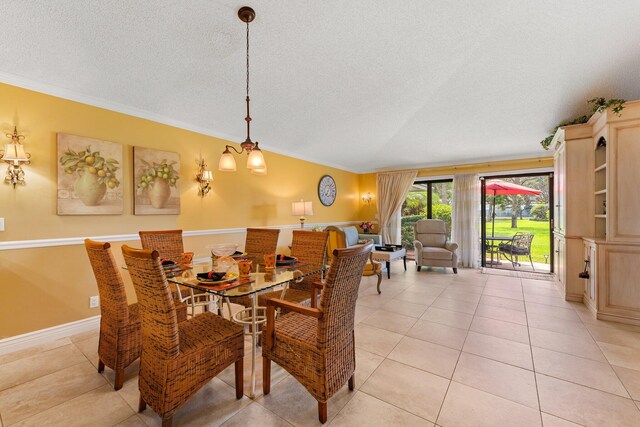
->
218, 151, 237, 171
246, 147, 266, 170
201, 170, 213, 181
292, 200, 313, 216
2, 143, 28, 162
251, 165, 267, 175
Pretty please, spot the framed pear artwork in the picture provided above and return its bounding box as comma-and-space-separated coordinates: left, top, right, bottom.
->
57, 133, 123, 215
133, 147, 181, 215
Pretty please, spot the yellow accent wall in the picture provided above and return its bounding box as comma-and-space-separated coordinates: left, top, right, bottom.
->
0, 83, 360, 337
0, 82, 554, 339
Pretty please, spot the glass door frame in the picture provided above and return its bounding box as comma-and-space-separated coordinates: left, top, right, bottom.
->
480, 172, 554, 272
414, 178, 454, 220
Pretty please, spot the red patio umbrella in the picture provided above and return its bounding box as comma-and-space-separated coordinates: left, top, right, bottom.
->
486, 180, 542, 237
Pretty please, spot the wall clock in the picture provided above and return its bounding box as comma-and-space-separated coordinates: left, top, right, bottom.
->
318, 175, 337, 206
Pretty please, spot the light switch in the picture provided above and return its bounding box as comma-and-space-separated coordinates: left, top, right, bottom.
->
0, 218, 4, 232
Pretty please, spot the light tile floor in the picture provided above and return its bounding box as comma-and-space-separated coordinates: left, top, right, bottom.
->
2, 265, 640, 426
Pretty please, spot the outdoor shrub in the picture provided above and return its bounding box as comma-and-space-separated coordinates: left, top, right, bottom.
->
531, 204, 549, 221
432, 204, 452, 233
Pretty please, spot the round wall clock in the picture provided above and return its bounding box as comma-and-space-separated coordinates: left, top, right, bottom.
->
318, 175, 337, 206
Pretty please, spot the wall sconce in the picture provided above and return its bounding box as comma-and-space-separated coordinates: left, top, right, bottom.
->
361, 192, 373, 205
292, 199, 314, 229
1, 127, 31, 188
195, 158, 213, 197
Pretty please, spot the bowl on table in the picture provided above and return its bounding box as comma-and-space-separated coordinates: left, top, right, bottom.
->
275, 254, 298, 266
208, 243, 239, 257
196, 271, 227, 282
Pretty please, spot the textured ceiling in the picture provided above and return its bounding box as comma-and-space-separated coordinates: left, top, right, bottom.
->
2, 1, 640, 172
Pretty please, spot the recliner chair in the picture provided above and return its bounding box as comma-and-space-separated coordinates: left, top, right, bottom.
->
413, 219, 458, 274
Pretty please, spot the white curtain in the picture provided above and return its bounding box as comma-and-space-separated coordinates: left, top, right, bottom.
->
377, 170, 418, 244
452, 173, 480, 268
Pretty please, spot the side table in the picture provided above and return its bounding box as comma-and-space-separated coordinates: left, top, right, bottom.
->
371, 247, 407, 279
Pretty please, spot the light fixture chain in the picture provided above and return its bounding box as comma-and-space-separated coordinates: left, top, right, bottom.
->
246, 21, 250, 98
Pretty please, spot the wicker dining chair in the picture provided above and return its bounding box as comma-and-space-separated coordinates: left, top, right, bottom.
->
122, 245, 245, 427
85, 239, 188, 391
262, 243, 373, 423
140, 229, 216, 317
253, 230, 329, 308
84, 239, 142, 390
139, 229, 184, 261
244, 227, 280, 264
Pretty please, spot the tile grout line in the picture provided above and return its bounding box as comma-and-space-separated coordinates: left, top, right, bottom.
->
520, 277, 545, 427
571, 302, 640, 406
433, 278, 481, 426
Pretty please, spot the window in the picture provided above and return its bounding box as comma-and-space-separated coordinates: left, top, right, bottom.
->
401, 179, 453, 253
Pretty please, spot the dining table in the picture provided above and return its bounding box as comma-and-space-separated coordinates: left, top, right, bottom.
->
167, 259, 325, 399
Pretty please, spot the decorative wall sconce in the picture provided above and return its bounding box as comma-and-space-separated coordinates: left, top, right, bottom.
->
195, 158, 213, 197
1, 127, 31, 188
292, 199, 314, 229
361, 192, 373, 205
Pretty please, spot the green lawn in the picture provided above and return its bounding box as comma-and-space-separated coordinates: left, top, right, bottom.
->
486, 218, 551, 263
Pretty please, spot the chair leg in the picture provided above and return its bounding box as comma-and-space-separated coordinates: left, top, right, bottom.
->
529, 255, 535, 271
453, 268, 458, 274
376, 272, 382, 294
417, 265, 421, 272
235, 359, 244, 399
97, 359, 105, 373
161, 416, 173, 427
318, 401, 327, 424
348, 374, 355, 391
138, 396, 147, 412
114, 369, 125, 391
263, 357, 271, 395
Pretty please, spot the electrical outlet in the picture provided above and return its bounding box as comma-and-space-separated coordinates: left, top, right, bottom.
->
89, 295, 100, 308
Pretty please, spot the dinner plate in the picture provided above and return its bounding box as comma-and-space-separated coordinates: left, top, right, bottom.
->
197, 272, 239, 285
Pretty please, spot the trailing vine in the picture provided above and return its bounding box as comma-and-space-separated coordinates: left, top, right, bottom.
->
540, 97, 626, 150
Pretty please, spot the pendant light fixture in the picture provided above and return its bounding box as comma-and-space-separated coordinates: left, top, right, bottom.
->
218, 6, 267, 174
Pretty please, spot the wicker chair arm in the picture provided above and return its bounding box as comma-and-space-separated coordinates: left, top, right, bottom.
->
265, 298, 322, 318
265, 298, 322, 349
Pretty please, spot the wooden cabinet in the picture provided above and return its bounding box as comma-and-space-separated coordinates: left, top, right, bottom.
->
554, 100, 640, 324
552, 124, 593, 302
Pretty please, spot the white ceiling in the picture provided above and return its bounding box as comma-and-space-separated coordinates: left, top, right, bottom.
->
2, 1, 640, 173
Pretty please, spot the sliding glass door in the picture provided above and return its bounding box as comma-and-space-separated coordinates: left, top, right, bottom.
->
480, 173, 554, 273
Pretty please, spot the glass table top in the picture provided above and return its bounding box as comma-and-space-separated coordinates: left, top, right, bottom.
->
167, 260, 324, 298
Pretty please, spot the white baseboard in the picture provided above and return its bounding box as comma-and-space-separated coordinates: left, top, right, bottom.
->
0, 315, 101, 356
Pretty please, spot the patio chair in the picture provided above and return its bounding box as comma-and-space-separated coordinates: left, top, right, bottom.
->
498, 232, 535, 271
262, 243, 373, 423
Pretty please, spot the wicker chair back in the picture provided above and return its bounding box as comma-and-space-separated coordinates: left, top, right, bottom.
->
139, 229, 184, 261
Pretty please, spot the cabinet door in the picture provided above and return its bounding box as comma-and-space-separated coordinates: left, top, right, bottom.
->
554, 236, 565, 287
583, 242, 597, 305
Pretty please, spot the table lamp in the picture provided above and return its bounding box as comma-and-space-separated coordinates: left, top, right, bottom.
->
292, 200, 313, 229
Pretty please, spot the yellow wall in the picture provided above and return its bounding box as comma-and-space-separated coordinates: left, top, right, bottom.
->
0, 82, 554, 339
0, 83, 361, 337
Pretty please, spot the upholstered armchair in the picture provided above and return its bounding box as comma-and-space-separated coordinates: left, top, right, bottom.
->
413, 219, 458, 274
